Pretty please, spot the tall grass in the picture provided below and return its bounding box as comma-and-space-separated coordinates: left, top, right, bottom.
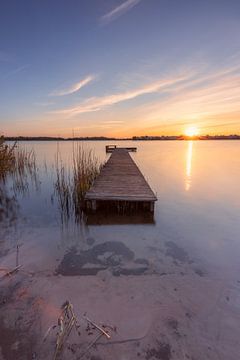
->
0, 136, 16, 181
55, 153, 71, 223
0, 136, 38, 222
12, 146, 38, 194
55, 143, 102, 223
72, 144, 100, 215
0, 136, 37, 183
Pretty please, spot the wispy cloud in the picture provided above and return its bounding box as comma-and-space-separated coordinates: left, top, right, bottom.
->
35, 101, 55, 107
50, 75, 95, 96
100, 120, 124, 126
53, 73, 191, 116
127, 67, 240, 134
3, 65, 29, 79
101, 0, 141, 24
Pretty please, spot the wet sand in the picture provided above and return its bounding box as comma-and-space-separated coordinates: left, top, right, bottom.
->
1, 233, 240, 360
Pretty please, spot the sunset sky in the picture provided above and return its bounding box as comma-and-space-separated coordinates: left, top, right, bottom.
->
0, 0, 240, 137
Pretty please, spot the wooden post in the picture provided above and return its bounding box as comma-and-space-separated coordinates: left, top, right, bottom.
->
92, 200, 97, 212
150, 201, 154, 212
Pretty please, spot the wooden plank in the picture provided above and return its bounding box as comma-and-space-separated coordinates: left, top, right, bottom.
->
85, 149, 157, 202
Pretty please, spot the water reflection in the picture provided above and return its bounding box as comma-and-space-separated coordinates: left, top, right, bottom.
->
3, 140, 240, 273
0, 185, 19, 226
185, 141, 193, 191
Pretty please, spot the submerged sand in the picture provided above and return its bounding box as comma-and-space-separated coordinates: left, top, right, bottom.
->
0, 231, 240, 360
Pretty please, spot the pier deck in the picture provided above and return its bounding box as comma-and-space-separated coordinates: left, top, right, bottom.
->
85, 149, 157, 212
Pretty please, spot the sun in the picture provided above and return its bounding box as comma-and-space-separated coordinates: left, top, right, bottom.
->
184, 126, 199, 137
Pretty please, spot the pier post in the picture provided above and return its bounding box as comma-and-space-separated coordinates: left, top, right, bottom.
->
150, 201, 154, 212
92, 200, 97, 212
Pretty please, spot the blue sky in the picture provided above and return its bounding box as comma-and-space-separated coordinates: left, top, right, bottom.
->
0, 0, 240, 136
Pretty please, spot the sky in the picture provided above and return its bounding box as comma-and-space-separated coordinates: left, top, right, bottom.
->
0, 0, 240, 137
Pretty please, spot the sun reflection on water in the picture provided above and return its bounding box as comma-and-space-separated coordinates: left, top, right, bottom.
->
185, 141, 193, 191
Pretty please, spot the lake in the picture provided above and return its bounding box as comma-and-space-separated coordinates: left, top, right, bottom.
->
1, 140, 240, 360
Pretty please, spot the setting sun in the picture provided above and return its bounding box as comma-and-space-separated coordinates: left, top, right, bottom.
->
184, 126, 199, 137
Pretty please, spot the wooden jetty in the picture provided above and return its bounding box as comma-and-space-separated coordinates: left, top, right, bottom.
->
85, 148, 157, 213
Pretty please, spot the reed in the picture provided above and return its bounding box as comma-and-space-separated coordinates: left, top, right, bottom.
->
14, 146, 37, 177
0, 136, 37, 180
54, 143, 102, 223
12, 146, 38, 194
55, 152, 71, 223
72, 143, 100, 215
0, 136, 39, 225
0, 136, 16, 180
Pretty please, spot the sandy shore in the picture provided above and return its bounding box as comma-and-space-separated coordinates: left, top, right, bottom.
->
1, 234, 240, 360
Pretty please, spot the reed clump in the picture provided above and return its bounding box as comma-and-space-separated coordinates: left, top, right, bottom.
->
0, 136, 37, 183
0, 136, 38, 222
0, 136, 16, 180
55, 156, 71, 222
55, 143, 102, 223
12, 146, 38, 194
72, 144, 100, 215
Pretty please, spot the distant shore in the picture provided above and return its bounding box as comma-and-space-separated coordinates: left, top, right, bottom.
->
5, 135, 240, 141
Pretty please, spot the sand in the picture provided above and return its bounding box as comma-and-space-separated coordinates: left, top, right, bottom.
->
0, 236, 240, 360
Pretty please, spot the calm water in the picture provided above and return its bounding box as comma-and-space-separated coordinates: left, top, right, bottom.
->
1, 140, 240, 279
1, 140, 240, 359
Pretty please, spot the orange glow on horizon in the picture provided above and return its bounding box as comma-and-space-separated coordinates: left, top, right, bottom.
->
184, 126, 199, 137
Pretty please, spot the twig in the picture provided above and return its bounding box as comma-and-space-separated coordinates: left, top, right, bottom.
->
78, 333, 103, 359
4, 265, 22, 277
16, 244, 19, 267
84, 317, 111, 339
43, 325, 57, 343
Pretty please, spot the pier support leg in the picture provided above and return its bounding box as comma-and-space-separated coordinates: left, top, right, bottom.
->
150, 202, 154, 213
92, 200, 97, 212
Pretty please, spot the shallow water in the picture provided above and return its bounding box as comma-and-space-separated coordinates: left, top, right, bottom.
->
2, 140, 240, 277
1, 140, 240, 359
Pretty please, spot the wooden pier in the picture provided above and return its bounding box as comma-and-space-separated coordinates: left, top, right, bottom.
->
85, 148, 157, 213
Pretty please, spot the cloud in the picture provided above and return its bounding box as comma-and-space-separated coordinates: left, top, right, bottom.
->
50, 75, 95, 96
53, 73, 191, 116
127, 69, 240, 133
101, 0, 141, 24
3, 65, 29, 79
100, 120, 124, 126
35, 101, 55, 107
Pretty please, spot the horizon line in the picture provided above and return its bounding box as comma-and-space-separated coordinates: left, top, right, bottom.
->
3, 134, 240, 140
